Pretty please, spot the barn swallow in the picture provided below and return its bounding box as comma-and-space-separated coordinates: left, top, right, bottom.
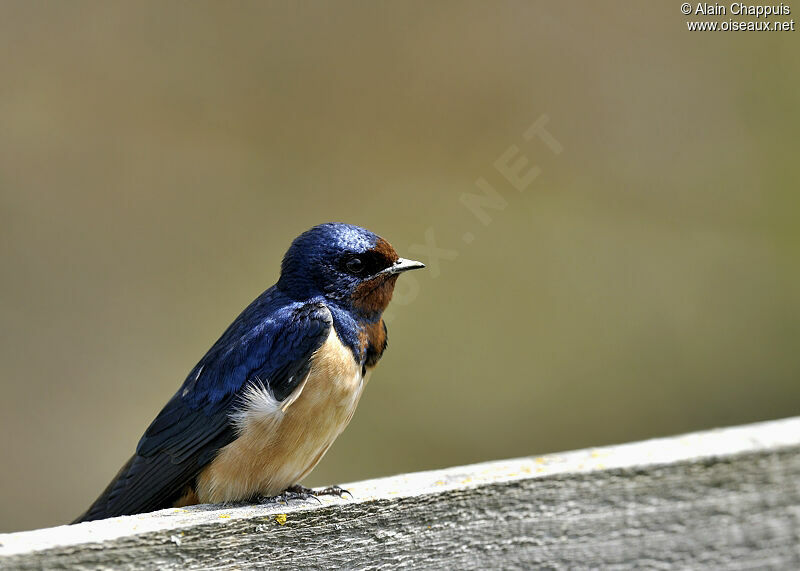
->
75, 223, 424, 522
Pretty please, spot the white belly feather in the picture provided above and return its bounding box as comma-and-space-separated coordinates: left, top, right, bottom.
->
195, 328, 368, 503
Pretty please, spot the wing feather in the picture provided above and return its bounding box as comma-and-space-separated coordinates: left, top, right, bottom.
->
75, 295, 333, 522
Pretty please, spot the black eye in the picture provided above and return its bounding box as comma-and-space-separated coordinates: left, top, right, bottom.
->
346, 257, 365, 274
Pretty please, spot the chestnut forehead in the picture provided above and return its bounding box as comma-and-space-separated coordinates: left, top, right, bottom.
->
369, 237, 399, 263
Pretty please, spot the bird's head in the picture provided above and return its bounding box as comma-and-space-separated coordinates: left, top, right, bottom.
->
277, 223, 424, 318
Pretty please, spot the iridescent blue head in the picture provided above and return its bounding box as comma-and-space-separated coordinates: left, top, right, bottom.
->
277, 223, 424, 319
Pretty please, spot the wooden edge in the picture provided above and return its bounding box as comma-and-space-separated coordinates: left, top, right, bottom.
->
2, 415, 799, 557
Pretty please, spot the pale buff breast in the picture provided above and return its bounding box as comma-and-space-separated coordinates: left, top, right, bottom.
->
194, 327, 369, 504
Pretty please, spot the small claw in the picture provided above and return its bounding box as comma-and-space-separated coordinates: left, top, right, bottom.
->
254, 484, 351, 506
257, 486, 321, 505
314, 485, 352, 499
285, 485, 323, 504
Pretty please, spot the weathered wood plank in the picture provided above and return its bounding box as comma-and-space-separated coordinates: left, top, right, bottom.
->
2, 417, 800, 570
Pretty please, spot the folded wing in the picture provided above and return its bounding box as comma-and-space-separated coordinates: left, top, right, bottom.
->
75, 296, 332, 522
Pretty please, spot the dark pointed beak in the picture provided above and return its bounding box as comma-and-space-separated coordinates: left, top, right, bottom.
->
381, 258, 425, 275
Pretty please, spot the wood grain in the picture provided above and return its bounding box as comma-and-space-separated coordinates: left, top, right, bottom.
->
2, 417, 800, 570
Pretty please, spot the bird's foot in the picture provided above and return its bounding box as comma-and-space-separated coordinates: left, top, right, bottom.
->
283, 484, 352, 500
310, 485, 352, 499
258, 486, 319, 505
258, 484, 351, 505
282, 484, 322, 502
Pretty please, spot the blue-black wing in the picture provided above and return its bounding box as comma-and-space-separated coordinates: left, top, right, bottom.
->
75, 295, 332, 522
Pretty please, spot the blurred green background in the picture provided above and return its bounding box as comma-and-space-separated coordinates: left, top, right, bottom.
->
1, 2, 798, 533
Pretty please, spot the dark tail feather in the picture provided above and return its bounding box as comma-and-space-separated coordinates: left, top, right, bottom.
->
72, 413, 234, 523
72, 447, 211, 523
73, 455, 138, 523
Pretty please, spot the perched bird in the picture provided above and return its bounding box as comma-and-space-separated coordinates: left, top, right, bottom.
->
75, 223, 424, 522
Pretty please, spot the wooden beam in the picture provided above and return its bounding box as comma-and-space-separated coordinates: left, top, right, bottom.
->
2, 417, 800, 569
